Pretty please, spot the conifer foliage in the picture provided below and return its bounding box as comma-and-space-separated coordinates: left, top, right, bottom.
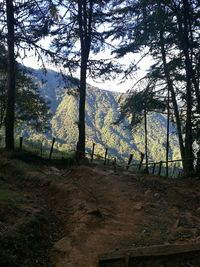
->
107, 0, 200, 175
0, 0, 57, 149
51, 0, 120, 158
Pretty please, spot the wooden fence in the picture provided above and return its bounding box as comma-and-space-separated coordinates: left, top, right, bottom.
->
10, 137, 200, 178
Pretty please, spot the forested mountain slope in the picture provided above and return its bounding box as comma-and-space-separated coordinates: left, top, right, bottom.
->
23, 68, 180, 162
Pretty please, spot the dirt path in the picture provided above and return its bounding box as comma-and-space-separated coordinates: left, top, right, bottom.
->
48, 166, 200, 267
1, 154, 200, 267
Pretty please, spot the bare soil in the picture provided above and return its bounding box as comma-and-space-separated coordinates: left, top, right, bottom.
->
1, 153, 200, 266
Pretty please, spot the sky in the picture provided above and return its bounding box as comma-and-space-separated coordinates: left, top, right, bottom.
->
20, 37, 150, 93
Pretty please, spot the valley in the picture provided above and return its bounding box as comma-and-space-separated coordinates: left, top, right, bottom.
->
19, 68, 180, 163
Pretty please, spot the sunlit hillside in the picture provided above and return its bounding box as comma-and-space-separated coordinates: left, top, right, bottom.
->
19, 68, 180, 162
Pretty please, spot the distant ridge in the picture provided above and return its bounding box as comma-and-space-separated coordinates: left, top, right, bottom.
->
20, 68, 180, 162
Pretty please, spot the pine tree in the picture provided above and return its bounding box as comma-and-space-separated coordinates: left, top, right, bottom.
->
0, 0, 58, 149
107, 0, 200, 175
0, 44, 51, 132
116, 81, 165, 172
51, 0, 120, 159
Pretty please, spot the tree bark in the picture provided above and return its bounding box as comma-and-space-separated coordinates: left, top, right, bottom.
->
166, 88, 170, 177
182, 0, 194, 174
159, 28, 186, 171
5, 0, 15, 150
144, 104, 148, 173
77, 0, 93, 159
78, 57, 87, 158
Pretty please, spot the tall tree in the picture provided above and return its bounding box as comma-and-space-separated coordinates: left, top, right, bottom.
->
77, 0, 93, 157
107, 0, 200, 175
5, 0, 15, 149
52, 0, 120, 159
116, 82, 165, 172
0, 63, 51, 132
0, 0, 58, 149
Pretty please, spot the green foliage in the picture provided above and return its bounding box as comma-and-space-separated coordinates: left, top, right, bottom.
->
15, 69, 52, 132
47, 81, 178, 162
13, 69, 180, 163
0, 45, 51, 132
117, 86, 166, 127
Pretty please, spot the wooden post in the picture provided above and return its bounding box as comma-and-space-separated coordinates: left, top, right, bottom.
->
152, 163, 156, 174
172, 163, 177, 178
144, 106, 149, 173
76, 141, 80, 163
19, 136, 23, 151
166, 88, 170, 178
104, 148, 108, 165
49, 137, 55, 161
40, 143, 43, 157
91, 143, 95, 162
127, 154, 133, 170
158, 161, 163, 176
138, 152, 144, 170
113, 157, 117, 172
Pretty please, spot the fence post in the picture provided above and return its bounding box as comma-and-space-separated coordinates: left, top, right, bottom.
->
104, 148, 108, 165
152, 163, 156, 174
113, 157, 117, 172
127, 154, 133, 170
138, 152, 144, 170
172, 163, 177, 178
19, 137, 23, 151
158, 161, 163, 176
91, 143, 95, 162
49, 137, 55, 161
40, 143, 43, 157
76, 141, 80, 163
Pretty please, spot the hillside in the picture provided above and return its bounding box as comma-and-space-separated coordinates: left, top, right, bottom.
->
20, 68, 180, 162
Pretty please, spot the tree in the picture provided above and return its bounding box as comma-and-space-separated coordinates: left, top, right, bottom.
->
5, 0, 15, 149
0, 0, 58, 149
116, 81, 165, 172
77, 0, 93, 158
107, 0, 200, 175
51, 0, 121, 159
0, 45, 51, 132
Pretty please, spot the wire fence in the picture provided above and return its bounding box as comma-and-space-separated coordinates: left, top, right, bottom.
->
1, 136, 199, 178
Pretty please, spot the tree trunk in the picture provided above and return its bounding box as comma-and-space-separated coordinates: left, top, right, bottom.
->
77, 0, 93, 159
5, 0, 15, 150
159, 28, 186, 171
78, 58, 87, 158
182, 0, 194, 174
144, 105, 148, 173
166, 88, 170, 177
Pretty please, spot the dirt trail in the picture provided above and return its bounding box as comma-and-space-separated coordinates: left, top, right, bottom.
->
48, 166, 200, 267
1, 154, 200, 267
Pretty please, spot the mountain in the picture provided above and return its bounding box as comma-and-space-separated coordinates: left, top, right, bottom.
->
21, 68, 180, 162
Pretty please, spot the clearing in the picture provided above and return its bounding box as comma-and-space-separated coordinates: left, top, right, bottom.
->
1, 151, 200, 266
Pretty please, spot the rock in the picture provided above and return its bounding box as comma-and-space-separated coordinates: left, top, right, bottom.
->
174, 219, 180, 229
178, 212, 195, 228
145, 189, 152, 196
154, 193, 160, 199
50, 166, 60, 173
134, 203, 143, 211
88, 209, 103, 218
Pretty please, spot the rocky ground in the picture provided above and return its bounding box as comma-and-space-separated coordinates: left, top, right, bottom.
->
1, 152, 200, 266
